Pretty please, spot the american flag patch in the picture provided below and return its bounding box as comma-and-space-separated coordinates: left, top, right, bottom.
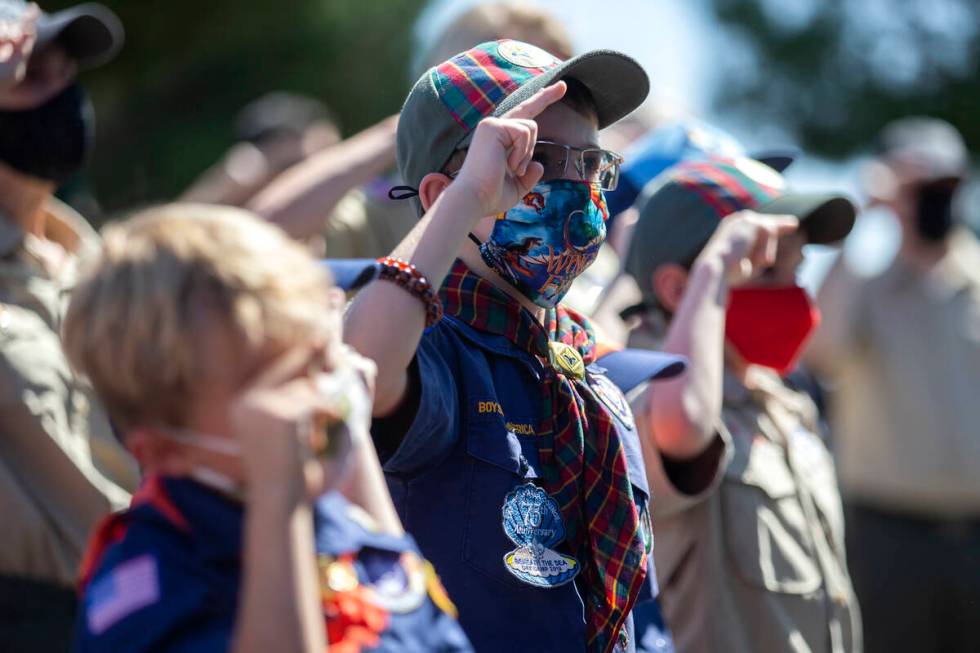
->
86, 555, 161, 635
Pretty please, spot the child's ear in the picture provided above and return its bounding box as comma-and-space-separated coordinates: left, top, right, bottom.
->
419, 172, 453, 211
652, 263, 689, 314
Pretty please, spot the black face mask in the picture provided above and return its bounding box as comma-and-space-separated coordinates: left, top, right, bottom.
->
0, 82, 94, 184
914, 182, 957, 243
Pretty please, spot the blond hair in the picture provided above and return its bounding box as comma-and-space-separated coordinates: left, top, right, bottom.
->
417, 3, 574, 77
64, 203, 332, 431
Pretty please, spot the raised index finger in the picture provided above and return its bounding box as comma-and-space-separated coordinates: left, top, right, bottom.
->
501, 81, 567, 121
760, 213, 800, 236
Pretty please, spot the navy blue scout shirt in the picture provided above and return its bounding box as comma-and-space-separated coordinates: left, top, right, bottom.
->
374, 314, 673, 653
75, 477, 472, 652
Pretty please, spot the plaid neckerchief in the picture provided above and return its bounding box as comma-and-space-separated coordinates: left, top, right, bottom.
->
441, 260, 647, 653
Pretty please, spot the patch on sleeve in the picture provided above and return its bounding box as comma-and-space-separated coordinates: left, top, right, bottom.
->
589, 374, 636, 430
86, 554, 161, 635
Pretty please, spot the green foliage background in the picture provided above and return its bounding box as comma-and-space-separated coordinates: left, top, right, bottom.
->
707, 0, 979, 160
46, 0, 427, 212
41, 0, 977, 214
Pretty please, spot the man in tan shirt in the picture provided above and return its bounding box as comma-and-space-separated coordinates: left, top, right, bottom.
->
622, 157, 861, 652
808, 118, 980, 653
0, 2, 136, 650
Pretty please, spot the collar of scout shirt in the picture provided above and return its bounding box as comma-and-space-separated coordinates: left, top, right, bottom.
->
722, 366, 815, 418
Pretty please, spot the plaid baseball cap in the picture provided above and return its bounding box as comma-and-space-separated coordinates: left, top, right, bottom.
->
0, 0, 123, 70
605, 119, 798, 217
396, 39, 649, 198
624, 157, 856, 301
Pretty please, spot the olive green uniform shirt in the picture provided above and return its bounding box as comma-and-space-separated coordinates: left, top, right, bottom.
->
629, 322, 861, 653
321, 187, 418, 259
0, 200, 136, 587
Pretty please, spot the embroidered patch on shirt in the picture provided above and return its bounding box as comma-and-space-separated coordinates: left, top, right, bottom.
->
476, 401, 505, 416
364, 551, 427, 614
590, 374, 635, 430
86, 555, 161, 635
506, 421, 536, 436
501, 483, 579, 587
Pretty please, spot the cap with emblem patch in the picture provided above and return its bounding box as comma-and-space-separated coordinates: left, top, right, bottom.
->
624, 157, 856, 306
396, 39, 649, 209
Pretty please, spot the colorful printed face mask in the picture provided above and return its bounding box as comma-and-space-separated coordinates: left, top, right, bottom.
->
479, 179, 608, 308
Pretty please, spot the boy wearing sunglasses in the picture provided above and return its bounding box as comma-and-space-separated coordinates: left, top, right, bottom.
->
345, 40, 685, 653
68, 205, 472, 652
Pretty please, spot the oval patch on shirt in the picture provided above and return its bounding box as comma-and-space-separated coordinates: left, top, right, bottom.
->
501, 484, 580, 587
589, 374, 635, 430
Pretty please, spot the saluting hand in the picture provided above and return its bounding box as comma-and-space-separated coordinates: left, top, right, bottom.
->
0, 3, 37, 91
451, 81, 567, 218
231, 346, 363, 507
697, 210, 800, 286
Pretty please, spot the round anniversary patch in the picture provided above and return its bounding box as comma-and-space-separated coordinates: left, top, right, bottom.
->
497, 39, 560, 69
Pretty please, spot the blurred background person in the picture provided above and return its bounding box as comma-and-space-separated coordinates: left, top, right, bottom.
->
178, 89, 408, 259
622, 157, 860, 653
807, 118, 980, 653
180, 91, 341, 207
412, 1, 573, 78
245, 112, 400, 252
0, 1, 137, 650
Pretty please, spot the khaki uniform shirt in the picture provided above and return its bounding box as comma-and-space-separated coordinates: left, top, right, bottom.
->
321, 186, 418, 259
629, 323, 861, 653
0, 200, 136, 587
817, 230, 980, 517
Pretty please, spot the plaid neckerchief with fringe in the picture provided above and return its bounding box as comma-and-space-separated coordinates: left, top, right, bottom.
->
440, 259, 647, 653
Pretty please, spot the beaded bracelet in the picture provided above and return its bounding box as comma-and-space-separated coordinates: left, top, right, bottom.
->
375, 256, 443, 327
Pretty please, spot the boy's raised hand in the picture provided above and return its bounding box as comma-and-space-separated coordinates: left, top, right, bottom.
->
452, 81, 567, 218
697, 210, 799, 286
231, 347, 342, 505
0, 3, 37, 92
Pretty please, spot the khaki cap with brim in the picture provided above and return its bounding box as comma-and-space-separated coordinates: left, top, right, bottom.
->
396, 39, 649, 199
624, 157, 856, 301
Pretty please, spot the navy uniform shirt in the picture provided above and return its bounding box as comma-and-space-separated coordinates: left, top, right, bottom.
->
374, 314, 676, 653
75, 476, 472, 652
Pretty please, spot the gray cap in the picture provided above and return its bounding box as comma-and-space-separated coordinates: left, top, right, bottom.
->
876, 116, 969, 184
624, 157, 855, 303
0, 0, 123, 70
396, 39, 649, 202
